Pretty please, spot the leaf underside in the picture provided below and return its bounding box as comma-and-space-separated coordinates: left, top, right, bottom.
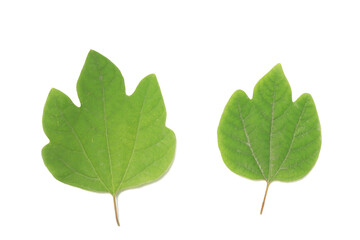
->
218, 64, 321, 184
42, 50, 176, 196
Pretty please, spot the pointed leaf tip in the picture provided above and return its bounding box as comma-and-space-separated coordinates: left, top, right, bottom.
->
144, 73, 158, 82
48, 88, 60, 96
270, 63, 284, 74
275, 63, 282, 68
88, 49, 100, 55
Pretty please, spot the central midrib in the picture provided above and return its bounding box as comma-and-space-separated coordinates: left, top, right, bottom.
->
101, 75, 115, 193
268, 85, 276, 181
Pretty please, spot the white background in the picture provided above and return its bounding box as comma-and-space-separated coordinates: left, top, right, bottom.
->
1, 0, 359, 239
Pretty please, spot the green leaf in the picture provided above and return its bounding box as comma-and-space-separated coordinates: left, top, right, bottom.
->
42, 50, 176, 226
217, 64, 321, 214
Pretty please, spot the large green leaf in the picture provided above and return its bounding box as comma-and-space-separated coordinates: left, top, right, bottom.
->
42, 50, 176, 226
217, 64, 321, 213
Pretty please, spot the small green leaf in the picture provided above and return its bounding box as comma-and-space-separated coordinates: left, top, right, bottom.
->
42, 50, 176, 226
217, 64, 321, 214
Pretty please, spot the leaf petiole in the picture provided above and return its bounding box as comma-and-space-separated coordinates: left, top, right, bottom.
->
260, 182, 270, 214
113, 195, 120, 226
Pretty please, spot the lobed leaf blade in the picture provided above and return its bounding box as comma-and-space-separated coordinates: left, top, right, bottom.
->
217, 64, 321, 213
42, 50, 176, 224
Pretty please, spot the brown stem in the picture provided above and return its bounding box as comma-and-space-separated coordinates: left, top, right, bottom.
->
260, 182, 270, 215
113, 195, 120, 226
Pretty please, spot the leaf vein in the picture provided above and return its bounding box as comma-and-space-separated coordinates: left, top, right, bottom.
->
116, 81, 151, 191
270, 99, 308, 181
238, 104, 267, 180
54, 97, 111, 192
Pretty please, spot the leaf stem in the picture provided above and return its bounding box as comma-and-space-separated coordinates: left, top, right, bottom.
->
113, 195, 120, 226
260, 182, 270, 214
